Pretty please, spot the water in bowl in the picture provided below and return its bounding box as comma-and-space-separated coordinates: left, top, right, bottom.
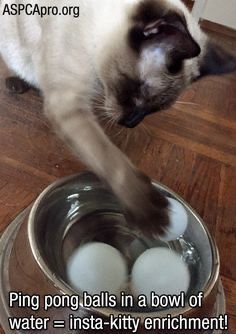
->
33, 173, 213, 313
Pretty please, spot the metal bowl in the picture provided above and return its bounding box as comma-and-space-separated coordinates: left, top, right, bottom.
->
0, 172, 222, 333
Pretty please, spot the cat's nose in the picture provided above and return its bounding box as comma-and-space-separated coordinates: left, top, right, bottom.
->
118, 108, 146, 128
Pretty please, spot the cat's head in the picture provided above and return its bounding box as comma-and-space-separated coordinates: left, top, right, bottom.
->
98, 0, 236, 128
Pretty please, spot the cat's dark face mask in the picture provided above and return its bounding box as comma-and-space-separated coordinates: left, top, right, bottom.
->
115, 70, 186, 128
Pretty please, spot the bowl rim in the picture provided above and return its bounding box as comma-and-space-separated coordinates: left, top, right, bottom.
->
28, 172, 220, 321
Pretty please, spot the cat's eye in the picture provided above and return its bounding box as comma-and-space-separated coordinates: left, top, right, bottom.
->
143, 27, 160, 37
143, 20, 165, 38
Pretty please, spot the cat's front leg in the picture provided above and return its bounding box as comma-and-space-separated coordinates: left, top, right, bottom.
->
45, 89, 169, 237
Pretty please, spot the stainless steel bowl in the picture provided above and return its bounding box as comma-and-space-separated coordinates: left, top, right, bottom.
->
0, 172, 222, 333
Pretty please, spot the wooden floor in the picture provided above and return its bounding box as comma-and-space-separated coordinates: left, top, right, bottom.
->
0, 28, 236, 332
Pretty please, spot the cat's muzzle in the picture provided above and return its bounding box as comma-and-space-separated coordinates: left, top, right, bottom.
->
118, 107, 146, 128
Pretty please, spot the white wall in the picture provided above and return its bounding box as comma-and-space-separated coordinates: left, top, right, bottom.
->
202, 0, 236, 29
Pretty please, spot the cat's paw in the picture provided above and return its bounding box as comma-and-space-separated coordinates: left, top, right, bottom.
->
5, 76, 30, 94
120, 172, 170, 238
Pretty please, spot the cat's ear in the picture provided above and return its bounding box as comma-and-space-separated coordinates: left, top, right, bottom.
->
129, 8, 201, 72
143, 16, 201, 73
199, 42, 236, 77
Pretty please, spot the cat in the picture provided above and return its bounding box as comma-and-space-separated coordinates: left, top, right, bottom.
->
0, 0, 235, 237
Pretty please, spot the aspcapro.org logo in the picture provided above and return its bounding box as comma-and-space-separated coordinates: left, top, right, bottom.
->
2, 3, 80, 18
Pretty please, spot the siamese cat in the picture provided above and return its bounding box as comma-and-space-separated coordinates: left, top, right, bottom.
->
0, 0, 236, 237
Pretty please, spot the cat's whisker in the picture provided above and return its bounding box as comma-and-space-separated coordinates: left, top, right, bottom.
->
94, 110, 117, 129
94, 107, 114, 115
124, 128, 130, 150
93, 92, 106, 103
104, 117, 113, 128
113, 126, 124, 139
94, 105, 117, 118
108, 118, 117, 132
103, 114, 117, 132
176, 101, 199, 106
98, 105, 114, 111
112, 125, 127, 142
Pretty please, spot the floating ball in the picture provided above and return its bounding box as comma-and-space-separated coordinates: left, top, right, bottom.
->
131, 247, 190, 303
67, 242, 128, 295
160, 198, 188, 241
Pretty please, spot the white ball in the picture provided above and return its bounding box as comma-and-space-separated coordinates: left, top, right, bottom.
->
131, 248, 190, 303
67, 242, 128, 295
160, 198, 188, 241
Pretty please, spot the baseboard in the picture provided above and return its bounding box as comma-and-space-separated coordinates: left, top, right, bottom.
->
200, 19, 236, 39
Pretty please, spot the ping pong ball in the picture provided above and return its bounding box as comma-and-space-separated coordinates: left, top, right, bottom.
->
67, 242, 128, 295
160, 198, 188, 241
131, 248, 190, 303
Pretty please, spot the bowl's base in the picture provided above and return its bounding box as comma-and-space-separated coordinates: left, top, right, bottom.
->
0, 208, 29, 333
206, 282, 226, 334
0, 208, 226, 334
